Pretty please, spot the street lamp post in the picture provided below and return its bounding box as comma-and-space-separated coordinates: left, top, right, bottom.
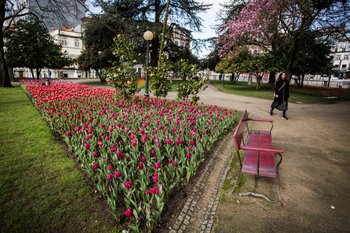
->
143, 30, 153, 97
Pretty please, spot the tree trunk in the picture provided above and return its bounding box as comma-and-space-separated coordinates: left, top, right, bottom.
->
36, 68, 41, 79
0, 0, 11, 87
30, 68, 35, 78
95, 68, 106, 83
268, 71, 276, 84
301, 74, 304, 88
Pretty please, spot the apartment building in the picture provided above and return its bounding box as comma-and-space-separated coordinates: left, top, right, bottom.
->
330, 39, 350, 79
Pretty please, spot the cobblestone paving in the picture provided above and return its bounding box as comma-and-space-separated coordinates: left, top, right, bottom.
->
169, 133, 234, 233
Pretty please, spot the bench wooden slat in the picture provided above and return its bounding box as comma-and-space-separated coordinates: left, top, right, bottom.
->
241, 150, 258, 175
259, 151, 277, 177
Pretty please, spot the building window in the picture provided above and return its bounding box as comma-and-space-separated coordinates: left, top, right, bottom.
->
334, 64, 339, 69
341, 64, 347, 69
74, 39, 80, 48
336, 55, 341, 60
60, 37, 67, 46
344, 55, 349, 60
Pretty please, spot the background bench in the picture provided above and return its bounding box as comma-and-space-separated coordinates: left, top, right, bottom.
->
233, 110, 283, 178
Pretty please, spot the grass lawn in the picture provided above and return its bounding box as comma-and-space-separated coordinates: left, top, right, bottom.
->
211, 80, 350, 104
0, 87, 118, 233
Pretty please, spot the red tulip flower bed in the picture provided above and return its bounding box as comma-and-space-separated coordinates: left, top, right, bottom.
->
24, 81, 236, 231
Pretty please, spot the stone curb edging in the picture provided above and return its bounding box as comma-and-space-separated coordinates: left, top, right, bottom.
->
169, 133, 233, 233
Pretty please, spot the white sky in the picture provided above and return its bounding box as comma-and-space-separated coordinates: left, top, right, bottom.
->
192, 0, 227, 58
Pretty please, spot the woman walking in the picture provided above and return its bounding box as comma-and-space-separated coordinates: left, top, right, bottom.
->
270, 72, 290, 120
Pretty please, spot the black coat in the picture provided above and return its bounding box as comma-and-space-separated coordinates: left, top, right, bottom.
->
274, 79, 289, 101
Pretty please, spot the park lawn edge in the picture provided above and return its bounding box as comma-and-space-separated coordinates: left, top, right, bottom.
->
0, 87, 119, 233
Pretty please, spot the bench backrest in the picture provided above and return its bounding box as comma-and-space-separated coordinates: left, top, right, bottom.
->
232, 110, 248, 150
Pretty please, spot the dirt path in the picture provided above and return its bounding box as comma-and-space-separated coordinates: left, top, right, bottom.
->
165, 84, 350, 232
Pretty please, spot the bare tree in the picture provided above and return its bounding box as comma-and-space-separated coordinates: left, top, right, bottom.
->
0, 0, 86, 87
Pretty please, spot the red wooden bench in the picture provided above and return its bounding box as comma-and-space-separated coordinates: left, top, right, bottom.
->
233, 110, 283, 177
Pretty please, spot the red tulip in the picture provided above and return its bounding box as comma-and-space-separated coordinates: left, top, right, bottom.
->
92, 151, 99, 157
117, 151, 124, 159
125, 208, 133, 218
153, 176, 158, 183
114, 171, 121, 177
92, 163, 99, 170
124, 181, 132, 189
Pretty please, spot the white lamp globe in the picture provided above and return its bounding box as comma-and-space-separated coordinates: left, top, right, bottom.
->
143, 30, 154, 41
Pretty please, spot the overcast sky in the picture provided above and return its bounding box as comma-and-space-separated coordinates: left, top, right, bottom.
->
191, 0, 227, 58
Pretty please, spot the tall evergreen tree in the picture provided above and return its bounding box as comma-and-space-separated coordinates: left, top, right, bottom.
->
81, 0, 210, 69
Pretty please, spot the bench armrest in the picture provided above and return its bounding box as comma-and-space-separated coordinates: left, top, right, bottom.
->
248, 118, 273, 123
240, 145, 283, 154
246, 118, 274, 133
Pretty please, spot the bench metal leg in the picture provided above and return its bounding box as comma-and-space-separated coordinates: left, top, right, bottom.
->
237, 150, 243, 169
275, 153, 283, 172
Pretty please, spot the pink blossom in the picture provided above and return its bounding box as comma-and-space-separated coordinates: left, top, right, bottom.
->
108, 165, 114, 171
66, 131, 72, 136
107, 174, 113, 180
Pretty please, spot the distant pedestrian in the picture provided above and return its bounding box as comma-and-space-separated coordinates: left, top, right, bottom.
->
270, 72, 289, 120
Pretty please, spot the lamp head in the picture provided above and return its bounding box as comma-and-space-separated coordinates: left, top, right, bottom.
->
143, 30, 154, 41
